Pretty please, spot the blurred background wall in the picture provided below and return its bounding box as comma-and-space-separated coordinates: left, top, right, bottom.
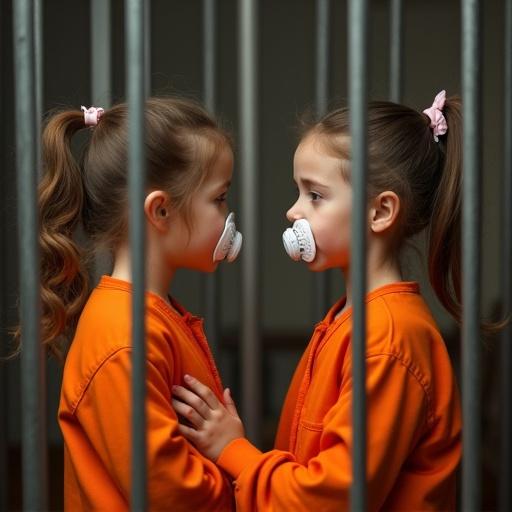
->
0, 0, 508, 509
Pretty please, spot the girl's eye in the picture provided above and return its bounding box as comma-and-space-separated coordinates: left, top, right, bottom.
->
309, 191, 321, 201
216, 194, 227, 203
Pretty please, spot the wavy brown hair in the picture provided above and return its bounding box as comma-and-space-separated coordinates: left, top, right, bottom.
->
305, 95, 504, 335
16, 97, 231, 358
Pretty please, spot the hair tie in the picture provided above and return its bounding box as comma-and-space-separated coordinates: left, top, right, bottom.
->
422, 90, 447, 142
81, 105, 104, 126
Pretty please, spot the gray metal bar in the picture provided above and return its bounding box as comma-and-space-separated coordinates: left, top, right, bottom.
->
239, 0, 261, 445
91, 0, 112, 106
461, 1, 482, 511
91, 0, 113, 283
13, 0, 47, 509
389, 0, 403, 103
203, 0, 220, 355
314, 0, 330, 322
348, 0, 368, 510
500, 0, 512, 509
125, 0, 147, 509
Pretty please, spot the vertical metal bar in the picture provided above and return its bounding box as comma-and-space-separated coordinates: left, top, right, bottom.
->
239, 0, 261, 445
203, 0, 220, 355
389, 0, 403, 103
348, 0, 368, 510
91, 0, 112, 106
91, 0, 113, 283
500, 1, 512, 510
13, 0, 47, 509
90, 0, 110, 299
125, 0, 147, 509
461, 1, 482, 511
314, 0, 330, 322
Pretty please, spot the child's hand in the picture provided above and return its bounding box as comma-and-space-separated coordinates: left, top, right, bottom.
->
172, 374, 245, 461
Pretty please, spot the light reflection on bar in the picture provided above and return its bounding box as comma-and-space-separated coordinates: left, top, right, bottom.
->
348, 0, 369, 510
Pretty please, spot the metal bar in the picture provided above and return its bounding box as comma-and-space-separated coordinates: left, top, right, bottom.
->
461, 1, 482, 511
90, 0, 110, 301
239, 0, 261, 445
125, 0, 147, 509
314, 0, 331, 322
91, 0, 113, 283
91, 0, 112, 106
348, 0, 368, 510
500, 0, 512, 510
202, 0, 220, 355
389, 0, 403, 103
13, 0, 47, 509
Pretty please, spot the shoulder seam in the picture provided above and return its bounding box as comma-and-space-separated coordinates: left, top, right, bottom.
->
365, 352, 435, 429
70, 345, 132, 414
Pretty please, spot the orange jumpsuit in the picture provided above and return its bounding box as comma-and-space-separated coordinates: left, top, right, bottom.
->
58, 275, 234, 511
217, 282, 461, 511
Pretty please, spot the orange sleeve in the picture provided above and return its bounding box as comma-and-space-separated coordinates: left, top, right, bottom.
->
216, 354, 429, 512
75, 348, 234, 511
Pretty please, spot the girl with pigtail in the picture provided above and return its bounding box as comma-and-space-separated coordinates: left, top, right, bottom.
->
37, 98, 241, 510
171, 91, 480, 511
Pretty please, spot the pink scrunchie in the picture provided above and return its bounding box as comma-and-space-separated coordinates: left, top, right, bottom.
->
423, 90, 448, 142
81, 105, 104, 126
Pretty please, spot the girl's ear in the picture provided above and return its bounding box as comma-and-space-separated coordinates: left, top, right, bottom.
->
368, 191, 401, 234
144, 190, 172, 232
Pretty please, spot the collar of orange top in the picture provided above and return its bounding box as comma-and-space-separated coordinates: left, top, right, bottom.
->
96, 274, 199, 323
321, 281, 420, 327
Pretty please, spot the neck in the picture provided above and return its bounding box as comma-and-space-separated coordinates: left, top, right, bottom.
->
340, 247, 403, 315
111, 242, 175, 304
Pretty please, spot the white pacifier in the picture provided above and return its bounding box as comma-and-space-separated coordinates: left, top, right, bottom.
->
282, 219, 316, 262
213, 212, 243, 262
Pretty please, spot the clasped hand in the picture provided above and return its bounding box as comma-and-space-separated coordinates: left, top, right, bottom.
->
172, 374, 245, 461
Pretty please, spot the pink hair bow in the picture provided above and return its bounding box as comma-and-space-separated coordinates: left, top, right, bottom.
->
81, 105, 104, 126
422, 90, 447, 142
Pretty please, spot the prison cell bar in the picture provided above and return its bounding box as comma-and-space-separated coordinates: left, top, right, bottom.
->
389, 0, 403, 103
13, 0, 48, 509
91, 0, 112, 108
125, 0, 148, 509
239, 0, 262, 445
203, 0, 221, 356
500, 0, 512, 510
348, 0, 369, 510
314, 0, 331, 323
462, 0, 482, 511
91, 0, 113, 284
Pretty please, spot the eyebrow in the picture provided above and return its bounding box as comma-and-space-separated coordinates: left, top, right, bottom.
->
216, 180, 231, 190
298, 177, 328, 190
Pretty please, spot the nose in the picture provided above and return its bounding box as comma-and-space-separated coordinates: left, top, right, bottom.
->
286, 200, 301, 223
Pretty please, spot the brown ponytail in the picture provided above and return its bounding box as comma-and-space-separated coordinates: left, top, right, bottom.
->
427, 97, 463, 327
37, 111, 90, 358
427, 98, 507, 335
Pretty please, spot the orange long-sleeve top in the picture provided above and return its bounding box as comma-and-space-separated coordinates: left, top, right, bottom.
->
58, 275, 234, 511
217, 282, 461, 511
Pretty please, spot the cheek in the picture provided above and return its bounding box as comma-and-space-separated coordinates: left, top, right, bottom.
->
312, 210, 351, 257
